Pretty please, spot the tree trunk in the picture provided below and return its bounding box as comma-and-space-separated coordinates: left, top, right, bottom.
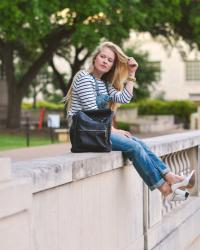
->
32, 81, 37, 109
6, 88, 23, 128
2, 42, 24, 128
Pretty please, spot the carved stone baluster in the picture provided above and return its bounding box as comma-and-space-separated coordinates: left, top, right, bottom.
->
183, 150, 191, 175
170, 152, 182, 208
172, 152, 181, 175
176, 151, 184, 176
172, 151, 186, 206
162, 154, 173, 215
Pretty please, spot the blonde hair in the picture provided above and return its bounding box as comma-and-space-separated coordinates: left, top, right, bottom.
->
66, 41, 129, 112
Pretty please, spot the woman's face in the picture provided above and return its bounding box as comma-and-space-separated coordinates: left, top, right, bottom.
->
93, 47, 115, 75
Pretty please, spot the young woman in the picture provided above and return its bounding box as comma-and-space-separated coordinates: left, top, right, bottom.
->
66, 41, 195, 201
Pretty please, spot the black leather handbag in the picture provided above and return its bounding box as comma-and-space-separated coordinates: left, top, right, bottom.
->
70, 109, 113, 152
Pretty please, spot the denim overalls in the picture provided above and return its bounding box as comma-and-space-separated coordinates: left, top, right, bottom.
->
91, 75, 111, 109
93, 76, 170, 190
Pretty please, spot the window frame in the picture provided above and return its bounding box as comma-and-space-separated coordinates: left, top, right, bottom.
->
185, 60, 200, 81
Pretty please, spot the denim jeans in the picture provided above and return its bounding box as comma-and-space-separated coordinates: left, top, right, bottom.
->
110, 132, 170, 190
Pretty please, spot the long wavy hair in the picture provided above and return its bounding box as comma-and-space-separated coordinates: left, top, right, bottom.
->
66, 41, 129, 111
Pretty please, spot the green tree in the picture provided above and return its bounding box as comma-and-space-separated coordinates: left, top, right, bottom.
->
0, 0, 200, 128
38, 0, 200, 101
133, 0, 200, 48
0, 0, 140, 128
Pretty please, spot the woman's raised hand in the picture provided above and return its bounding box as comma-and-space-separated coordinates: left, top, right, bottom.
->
128, 57, 138, 75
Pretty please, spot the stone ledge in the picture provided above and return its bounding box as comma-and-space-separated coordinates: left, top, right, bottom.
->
12, 130, 200, 194
12, 151, 123, 193
143, 130, 200, 156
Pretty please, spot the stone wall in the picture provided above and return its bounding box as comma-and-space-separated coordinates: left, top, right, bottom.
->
1, 130, 200, 250
115, 108, 179, 133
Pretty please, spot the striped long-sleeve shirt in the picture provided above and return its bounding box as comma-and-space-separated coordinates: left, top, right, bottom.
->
68, 70, 133, 117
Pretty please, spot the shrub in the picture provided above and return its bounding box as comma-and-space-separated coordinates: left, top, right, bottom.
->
22, 102, 33, 109
36, 101, 64, 110
118, 102, 138, 109
116, 122, 130, 131
119, 99, 197, 128
132, 99, 197, 128
137, 99, 169, 115
22, 101, 65, 110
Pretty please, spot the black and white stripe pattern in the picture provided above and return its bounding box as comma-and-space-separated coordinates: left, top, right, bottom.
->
68, 70, 133, 117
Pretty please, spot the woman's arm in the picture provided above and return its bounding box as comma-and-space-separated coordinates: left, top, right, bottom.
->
109, 57, 138, 104
73, 71, 98, 110
108, 85, 133, 104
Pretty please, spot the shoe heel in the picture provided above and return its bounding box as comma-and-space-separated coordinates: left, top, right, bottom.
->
169, 189, 190, 202
185, 191, 190, 199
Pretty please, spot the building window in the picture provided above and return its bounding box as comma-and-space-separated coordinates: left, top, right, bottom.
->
185, 61, 200, 81
150, 61, 161, 81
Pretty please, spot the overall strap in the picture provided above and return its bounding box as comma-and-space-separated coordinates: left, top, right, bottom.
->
91, 74, 109, 94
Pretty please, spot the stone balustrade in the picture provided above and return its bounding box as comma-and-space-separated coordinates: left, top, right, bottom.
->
142, 131, 200, 250
1, 130, 200, 250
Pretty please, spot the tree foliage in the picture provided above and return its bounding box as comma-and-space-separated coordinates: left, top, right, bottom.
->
0, 0, 138, 127
0, 0, 200, 128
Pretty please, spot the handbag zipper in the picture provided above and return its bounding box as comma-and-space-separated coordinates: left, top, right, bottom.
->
78, 129, 108, 140
79, 129, 106, 132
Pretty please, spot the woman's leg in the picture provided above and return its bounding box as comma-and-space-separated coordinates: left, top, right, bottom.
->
111, 132, 168, 191
131, 136, 184, 184
110, 133, 192, 200
130, 136, 170, 175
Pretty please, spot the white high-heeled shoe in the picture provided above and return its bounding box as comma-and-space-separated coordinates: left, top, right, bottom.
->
171, 170, 195, 192
169, 170, 195, 202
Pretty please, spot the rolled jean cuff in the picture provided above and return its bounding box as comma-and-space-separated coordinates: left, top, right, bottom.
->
149, 178, 166, 191
161, 168, 170, 176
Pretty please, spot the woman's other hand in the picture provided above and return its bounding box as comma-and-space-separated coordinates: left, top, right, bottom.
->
112, 126, 132, 138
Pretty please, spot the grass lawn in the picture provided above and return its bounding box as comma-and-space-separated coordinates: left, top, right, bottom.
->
0, 133, 57, 151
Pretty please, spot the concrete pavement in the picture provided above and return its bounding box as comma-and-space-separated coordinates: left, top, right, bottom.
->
0, 143, 71, 162
0, 128, 187, 162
